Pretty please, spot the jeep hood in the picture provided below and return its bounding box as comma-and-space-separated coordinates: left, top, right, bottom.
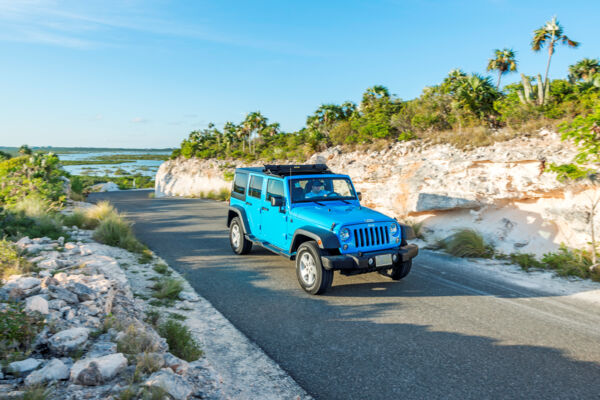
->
291, 204, 392, 230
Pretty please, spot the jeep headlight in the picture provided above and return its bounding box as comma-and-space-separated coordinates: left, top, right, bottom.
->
390, 223, 399, 237
340, 228, 351, 242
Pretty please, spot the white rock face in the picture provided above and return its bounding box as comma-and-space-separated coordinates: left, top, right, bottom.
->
3, 276, 41, 290
25, 359, 70, 386
155, 158, 240, 197
48, 327, 89, 354
145, 368, 193, 400
70, 353, 127, 383
25, 295, 49, 314
154, 134, 597, 256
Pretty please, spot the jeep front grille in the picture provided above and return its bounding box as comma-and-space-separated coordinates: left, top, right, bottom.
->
353, 224, 390, 248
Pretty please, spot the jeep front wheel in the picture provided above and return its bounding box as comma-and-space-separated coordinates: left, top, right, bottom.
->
295, 241, 333, 295
380, 259, 412, 281
229, 217, 252, 255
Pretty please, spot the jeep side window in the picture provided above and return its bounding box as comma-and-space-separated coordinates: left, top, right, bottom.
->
266, 179, 284, 202
248, 175, 263, 199
232, 172, 248, 200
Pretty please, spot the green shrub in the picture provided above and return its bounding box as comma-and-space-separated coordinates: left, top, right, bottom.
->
93, 215, 146, 254
509, 253, 545, 271
117, 325, 158, 355
0, 303, 45, 361
158, 319, 202, 361
441, 229, 494, 258
144, 309, 161, 328
151, 278, 183, 300
152, 263, 170, 275
0, 239, 33, 280
21, 386, 52, 400
542, 245, 600, 281
0, 208, 64, 240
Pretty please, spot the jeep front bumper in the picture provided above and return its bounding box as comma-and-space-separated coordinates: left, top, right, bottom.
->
320, 244, 418, 271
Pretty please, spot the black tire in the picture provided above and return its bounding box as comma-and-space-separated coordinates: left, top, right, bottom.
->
380, 259, 412, 281
295, 241, 333, 295
229, 217, 252, 255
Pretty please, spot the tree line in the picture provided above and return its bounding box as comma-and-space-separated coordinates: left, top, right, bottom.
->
172, 17, 599, 161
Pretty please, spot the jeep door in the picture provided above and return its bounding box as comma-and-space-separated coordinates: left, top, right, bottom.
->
246, 174, 264, 238
261, 178, 288, 250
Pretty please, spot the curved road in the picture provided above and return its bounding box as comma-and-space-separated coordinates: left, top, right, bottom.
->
91, 190, 600, 400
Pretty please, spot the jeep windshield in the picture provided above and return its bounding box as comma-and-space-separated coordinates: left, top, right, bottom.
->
290, 177, 357, 203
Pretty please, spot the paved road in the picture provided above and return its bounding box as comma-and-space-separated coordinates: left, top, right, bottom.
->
91, 190, 600, 400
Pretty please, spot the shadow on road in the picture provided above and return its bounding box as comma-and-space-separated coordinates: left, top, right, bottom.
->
88, 190, 600, 399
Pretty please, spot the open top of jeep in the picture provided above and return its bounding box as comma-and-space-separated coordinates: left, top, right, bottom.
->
227, 164, 418, 294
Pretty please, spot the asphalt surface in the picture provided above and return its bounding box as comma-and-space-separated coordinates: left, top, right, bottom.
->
90, 190, 600, 400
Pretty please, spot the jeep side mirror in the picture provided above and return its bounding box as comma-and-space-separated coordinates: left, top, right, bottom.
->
357, 192, 362, 201
270, 197, 283, 207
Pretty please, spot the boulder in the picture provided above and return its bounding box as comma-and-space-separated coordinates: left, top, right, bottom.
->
74, 362, 103, 386
24, 359, 70, 386
86, 341, 117, 358
69, 282, 96, 302
4, 276, 40, 291
70, 353, 127, 385
47, 285, 79, 304
144, 368, 193, 400
48, 327, 89, 354
25, 295, 49, 314
163, 352, 189, 375
8, 358, 41, 374
48, 299, 67, 310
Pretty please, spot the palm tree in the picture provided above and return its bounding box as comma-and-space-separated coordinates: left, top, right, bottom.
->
531, 16, 579, 90
243, 111, 267, 154
487, 48, 518, 89
568, 58, 600, 83
361, 85, 390, 110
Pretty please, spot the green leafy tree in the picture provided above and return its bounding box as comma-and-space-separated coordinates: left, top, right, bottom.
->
487, 48, 518, 89
532, 16, 579, 91
18, 145, 32, 156
549, 104, 600, 265
568, 58, 600, 83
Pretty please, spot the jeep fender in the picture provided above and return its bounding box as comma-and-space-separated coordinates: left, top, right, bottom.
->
227, 206, 251, 234
399, 224, 416, 244
290, 227, 340, 253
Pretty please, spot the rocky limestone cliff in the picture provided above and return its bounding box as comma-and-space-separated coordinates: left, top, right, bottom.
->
155, 130, 596, 257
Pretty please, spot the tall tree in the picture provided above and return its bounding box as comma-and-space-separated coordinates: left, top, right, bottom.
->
486, 48, 518, 89
568, 58, 600, 83
531, 16, 579, 90
243, 111, 267, 154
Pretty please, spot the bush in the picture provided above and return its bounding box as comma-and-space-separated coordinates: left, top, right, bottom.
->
441, 229, 494, 258
117, 325, 159, 355
152, 263, 170, 275
158, 319, 202, 361
151, 278, 183, 300
542, 245, 600, 281
509, 253, 545, 271
93, 215, 146, 254
0, 303, 45, 362
0, 208, 64, 240
0, 239, 33, 280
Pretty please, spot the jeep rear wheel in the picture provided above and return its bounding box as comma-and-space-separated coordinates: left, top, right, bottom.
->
296, 241, 333, 295
229, 217, 252, 255
380, 259, 412, 281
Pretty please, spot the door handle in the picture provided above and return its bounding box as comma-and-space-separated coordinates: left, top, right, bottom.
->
261, 207, 269, 211
245, 201, 252, 206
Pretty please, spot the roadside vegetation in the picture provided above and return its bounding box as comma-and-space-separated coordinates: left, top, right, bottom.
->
171, 17, 598, 162
430, 229, 600, 282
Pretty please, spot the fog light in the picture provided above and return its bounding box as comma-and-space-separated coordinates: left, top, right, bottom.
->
343, 244, 348, 250
368, 258, 374, 266
392, 254, 398, 262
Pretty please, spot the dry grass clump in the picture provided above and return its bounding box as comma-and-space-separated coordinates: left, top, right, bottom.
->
116, 325, 159, 355
151, 278, 183, 300
439, 229, 494, 258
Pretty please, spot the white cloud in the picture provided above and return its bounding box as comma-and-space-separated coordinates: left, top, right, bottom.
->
131, 117, 148, 123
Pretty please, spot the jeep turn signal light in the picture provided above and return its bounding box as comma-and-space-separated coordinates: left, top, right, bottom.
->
318, 239, 322, 246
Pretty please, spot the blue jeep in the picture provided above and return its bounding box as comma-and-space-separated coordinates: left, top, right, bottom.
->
227, 164, 418, 295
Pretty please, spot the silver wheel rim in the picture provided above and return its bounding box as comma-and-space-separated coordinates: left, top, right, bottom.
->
299, 252, 317, 286
231, 224, 241, 248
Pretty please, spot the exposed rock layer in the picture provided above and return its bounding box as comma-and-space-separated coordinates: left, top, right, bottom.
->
154, 131, 595, 256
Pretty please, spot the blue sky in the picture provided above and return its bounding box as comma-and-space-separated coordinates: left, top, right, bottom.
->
0, 0, 598, 148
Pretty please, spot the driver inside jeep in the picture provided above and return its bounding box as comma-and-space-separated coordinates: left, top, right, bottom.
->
305, 180, 329, 198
